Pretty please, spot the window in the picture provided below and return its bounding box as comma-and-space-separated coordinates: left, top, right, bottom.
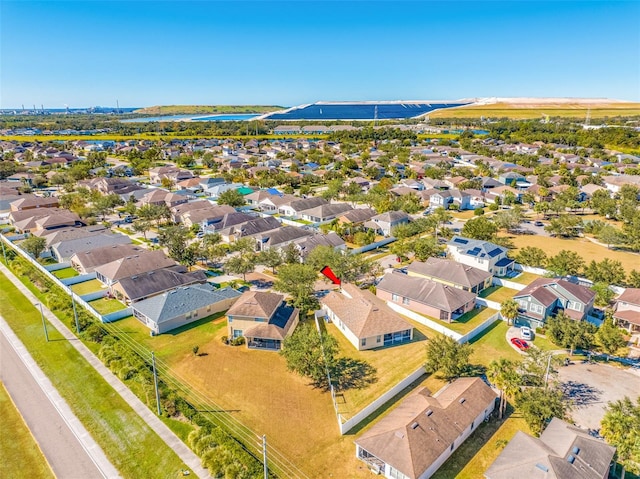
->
568, 301, 582, 312
228, 316, 233, 322
402, 297, 410, 305
185, 311, 192, 319
233, 329, 242, 338
361, 338, 366, 347
529, 303, 543, 315
392, 293, 400, 302
376, 335, 381, 343
517, 299, 528, 310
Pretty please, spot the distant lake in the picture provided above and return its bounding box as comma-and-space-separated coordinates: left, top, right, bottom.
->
263, 102, 470, 120
121, 114, 259, 123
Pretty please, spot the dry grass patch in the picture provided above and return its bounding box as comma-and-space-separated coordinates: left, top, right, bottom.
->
429, 102, 640, 119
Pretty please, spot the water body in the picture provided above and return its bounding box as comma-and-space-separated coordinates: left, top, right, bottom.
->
121, 113, 259, 123
264, 102, 470, 120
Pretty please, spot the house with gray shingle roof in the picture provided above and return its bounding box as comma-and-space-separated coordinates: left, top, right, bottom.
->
132, 284, 241, 334
364, 211, 410, 237
321, 284, 413, 350
95, 250, 176, 287
377, 271, 476, 324
485, 418, 615, 479
51, 232, 131, 262
407, 257, 492, 294
446, 236, 514, 276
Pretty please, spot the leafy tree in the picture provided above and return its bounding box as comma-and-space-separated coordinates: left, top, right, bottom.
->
519, 347, 558, 388
544, 214, 582, 237
158, 225, 190, 264
412, 237, 444, 261
224, 254, 256, 281
132, 219, 152, 240
493, 207, 524, 232
273, 263, 318, 312
596, 317, 627, 358
281, 323, 339, 388
584, 258, 626, 286
628, 269, 640, 288
592, 282, 616, 307
257, 248, 283, 273
389, 239, 412, 261
500, 299, 520, 326
21, 236, 47, 260
424, 335, 472, 381
598, 225, 623, 249
546, 250, 585, 276
282, 242, 301, 264
462, 216, 498, 241
517, 387, 566, 436
217, 189, 245, 207
516, 246, 547, 268
487, 358, 521, 419
230, 237, 257, 255
546, 312, 596, 355
600, 397, 640, 478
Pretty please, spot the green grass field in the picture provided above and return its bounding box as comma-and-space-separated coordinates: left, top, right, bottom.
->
89, 297, 127, 315
70, 278, 104, 295
479, 286, 519, 303
429, 102, 640, 119
445, 307, 499, 334
0, 381, 54, 479
133, 104, 283, 115
0, 272, 192, 479
510, 271, 542, 285
470, 320, 522, 365
51, 267, 78, 279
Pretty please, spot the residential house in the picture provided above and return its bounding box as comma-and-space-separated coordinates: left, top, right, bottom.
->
337, 208, 377, 226
149, 166, 193, 184
132, 284, 241, 334
293, 231, 346, 258
407, 257, 492, 294
111, 268, 207, 304
485, 418, 615, 479
82, 177, 143, 196
10, 195, 59, 211
446, 236, 514, 276
602, 175, 640, 195
512, 278, 596, 329
51, 233, 131, 262
613, 288, 640, 333
365, 211, 410, 237
579, 183, 607, 200
70, 244, 146, 274
95, 250, 176, 287
226, 291, 300, 351
278, 197, 328, 219
257, 193, 298, 213
299, 203, 353, 223
321, 284, 414, 350
498, 172, 525, 186
138, 189, 188, 208
254, 226, 313, 252
184, 205, 237, 229
218, 216, 281, 243
356, 377, 497, 479
377, 271, 476, 324
170, 200, 214, 223
12, 209, 82, 234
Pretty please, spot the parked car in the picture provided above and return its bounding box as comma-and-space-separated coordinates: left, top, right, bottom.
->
534, 221, 544, 227
510, 338, 530, 350
520, 326, 533, 340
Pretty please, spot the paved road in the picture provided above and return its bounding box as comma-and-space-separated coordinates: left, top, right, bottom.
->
0, 330, 108, 479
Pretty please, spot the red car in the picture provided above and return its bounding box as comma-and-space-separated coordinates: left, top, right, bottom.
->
510, 338, 530, 350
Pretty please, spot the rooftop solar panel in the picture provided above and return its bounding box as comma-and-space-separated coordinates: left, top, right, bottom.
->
488, 247, 503, 258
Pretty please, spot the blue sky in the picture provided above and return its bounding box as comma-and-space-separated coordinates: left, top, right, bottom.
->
2, 1, 639, 108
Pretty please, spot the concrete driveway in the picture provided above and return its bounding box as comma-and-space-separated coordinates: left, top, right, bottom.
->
558, 362, 640, 431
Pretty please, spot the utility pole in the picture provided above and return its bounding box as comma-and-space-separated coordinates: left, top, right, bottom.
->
36, 303, 49, 342
544, 353, 552, 390
262, 435, 268, 479
152, 352, 162, 416
71, 294, 80, 334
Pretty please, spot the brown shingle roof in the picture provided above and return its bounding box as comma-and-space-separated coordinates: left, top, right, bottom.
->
407, 257, 492, 289
71, 244, 146, 272
321, 284, 413, 339
356, 378, 497, 479
95, 250, 176, 282
226, 291, 283, 319
515, 278, 595, 306
617, 288, 640, 306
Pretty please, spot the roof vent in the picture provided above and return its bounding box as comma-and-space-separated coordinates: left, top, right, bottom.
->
395, 431, 404, 439
572, 446, 580, 455
459, 398, 466, 404
567, 455, 575, 464
411, 422, 419, 430
426, 409, 433, 417
535, 463, 549, 472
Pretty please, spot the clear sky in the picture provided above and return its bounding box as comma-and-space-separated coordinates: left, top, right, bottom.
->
1, 1, 639, 108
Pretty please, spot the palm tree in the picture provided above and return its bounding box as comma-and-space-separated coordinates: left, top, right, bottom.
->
487, 358, 521, 419
600, 397, 640, 479
500, 299, 520, 326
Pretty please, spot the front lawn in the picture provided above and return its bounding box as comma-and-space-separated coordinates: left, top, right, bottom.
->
469, 320, 522, 365
89, 297, 127, 315
479, 285, 518, 303
0, 382, 54, 479
51, 267, 78, 279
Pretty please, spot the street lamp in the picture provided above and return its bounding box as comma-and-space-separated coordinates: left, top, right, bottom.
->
34, 302, 49, 342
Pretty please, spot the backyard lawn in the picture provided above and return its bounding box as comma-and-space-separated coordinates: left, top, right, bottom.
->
469, 320, 522, 365
70, 279, 104, 295
444, 306, 499, 334
479, 286, 519, 303
51, 267, 78, 279
0, 381, 54, 479
510, 271, 541, 285
0, 273, 192, 479
89, 297, 127, 315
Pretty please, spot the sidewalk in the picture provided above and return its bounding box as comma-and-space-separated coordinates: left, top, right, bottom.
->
0, 262, 211, 479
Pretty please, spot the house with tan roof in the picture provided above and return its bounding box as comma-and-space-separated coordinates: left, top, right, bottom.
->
321, 284, 414, 350
512, 278, 596, 329
226, 291, 299, 351
407, 257, 492, 294
95, 250, 176, 287
10, 195, 59, 211
485, 418, 615, 479
377, 271, 476, 324
70, 244, 146, 274
299, 202, 353, 223
613, 288, 640, 333
111, 268, 207, 304
356, 377, 497, 479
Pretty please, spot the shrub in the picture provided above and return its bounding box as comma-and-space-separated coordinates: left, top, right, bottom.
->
474, 208, 485, 216
232, 337, 245, 346
221, 335, 229, 345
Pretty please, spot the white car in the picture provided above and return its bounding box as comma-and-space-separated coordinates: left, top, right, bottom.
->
520, 326, 533, 341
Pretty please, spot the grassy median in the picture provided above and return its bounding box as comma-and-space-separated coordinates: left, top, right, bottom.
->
0, 272, 192, 479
